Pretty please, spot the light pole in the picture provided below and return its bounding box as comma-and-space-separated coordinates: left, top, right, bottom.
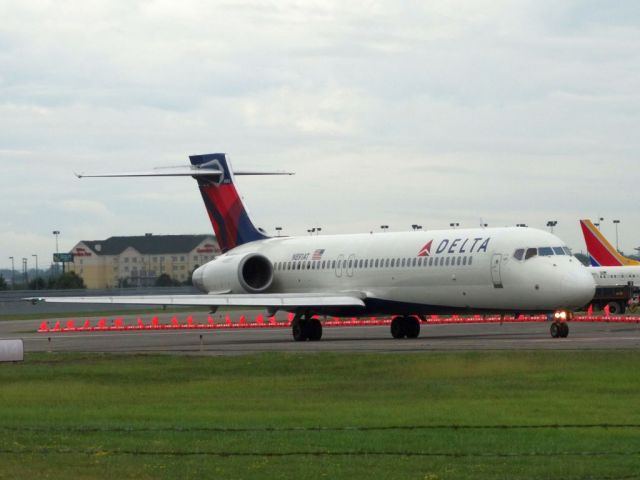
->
380, 225, 389, 232
275, 227, 282, 237
8, 256, 14, 289
53, 230, 60, 275
613, 219, 621, 252
546, 220, 558, 233
516, 223, 527, 228
32, 254, 39, 289
449, 222, 459, 229
597, 217, 604, 230
411, 224, 422, 231
22, 258, 28, 287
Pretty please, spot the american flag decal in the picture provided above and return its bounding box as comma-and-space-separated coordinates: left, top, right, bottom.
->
311, 249, 325, 260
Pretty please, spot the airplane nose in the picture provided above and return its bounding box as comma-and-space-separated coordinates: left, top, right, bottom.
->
561, 268, 596, 308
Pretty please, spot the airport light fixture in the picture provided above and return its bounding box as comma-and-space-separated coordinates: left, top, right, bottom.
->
275, 227, 283, 237
411, 224, 423, 231
546, 220, 558, 233
380, 225, 389, 232
32, 254, 38, 289
613, 219, 621, 252
449, 222, 459, 229
53, 230, 60, 274
8, 256, 14, 289
516, 223, 527, 228
22, 257, 28, 286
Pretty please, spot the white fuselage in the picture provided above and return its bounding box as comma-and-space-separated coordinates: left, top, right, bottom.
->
588, 266, 640, 288
194, 227, 595, 315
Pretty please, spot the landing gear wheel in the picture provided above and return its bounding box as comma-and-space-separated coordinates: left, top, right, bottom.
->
607, 301, 623, 315
405, 317, 421, 339
308, 319, 323, 341
559, 322, 569, 338
550, 322, 560, 338
390, 316, 421, 339
391, 317, 405, 339
292, 319, 308, 342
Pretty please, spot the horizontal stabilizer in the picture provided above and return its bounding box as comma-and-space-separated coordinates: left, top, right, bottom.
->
75, 166, 293, 179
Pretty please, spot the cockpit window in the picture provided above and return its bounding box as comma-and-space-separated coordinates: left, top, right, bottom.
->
552, 247, 565, 255
525, 248, 537, 260
538, 247, 554, 256
563, 247, 572, 256
513, 249, 525, 261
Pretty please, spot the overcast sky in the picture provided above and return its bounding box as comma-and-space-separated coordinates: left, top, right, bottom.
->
1, 0, 639, 269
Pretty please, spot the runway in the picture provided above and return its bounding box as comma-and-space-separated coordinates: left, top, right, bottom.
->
2, 312, 640, 355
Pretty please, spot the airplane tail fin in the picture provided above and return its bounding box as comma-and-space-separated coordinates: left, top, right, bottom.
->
76, 152, 293, 253
189, 153, 270, 252
579, 219, 640, 267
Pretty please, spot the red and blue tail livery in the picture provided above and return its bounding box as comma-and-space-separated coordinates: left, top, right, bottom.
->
190, 153, 268, 253
579, 219, 640, 267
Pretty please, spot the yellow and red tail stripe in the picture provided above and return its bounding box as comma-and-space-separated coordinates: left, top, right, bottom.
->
579, 219, 640, 267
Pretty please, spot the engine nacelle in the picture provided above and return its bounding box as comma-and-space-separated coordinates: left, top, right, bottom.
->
193, 253, 273, 294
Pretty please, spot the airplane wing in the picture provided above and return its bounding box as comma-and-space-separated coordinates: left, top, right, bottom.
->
25, 293, 366, 308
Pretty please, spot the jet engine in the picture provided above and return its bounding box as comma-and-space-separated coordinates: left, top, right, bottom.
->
192, 253, 274, 294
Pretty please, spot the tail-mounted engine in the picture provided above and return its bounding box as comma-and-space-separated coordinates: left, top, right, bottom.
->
193, 253, 273, 294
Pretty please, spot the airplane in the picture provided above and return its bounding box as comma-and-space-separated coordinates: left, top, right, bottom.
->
579, 219, 640, 267
579, 219, 640, 313
29, 153, 596, 340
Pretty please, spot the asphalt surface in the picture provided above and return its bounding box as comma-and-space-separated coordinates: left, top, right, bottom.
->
2, 310, 640, 355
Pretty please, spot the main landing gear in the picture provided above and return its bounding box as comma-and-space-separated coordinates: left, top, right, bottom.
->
390, 316, 421, 339
291, 313, 322, 342
550, 311, 571, 338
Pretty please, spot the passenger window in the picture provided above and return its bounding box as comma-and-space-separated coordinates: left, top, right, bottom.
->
401, 258, 405, 267
412, 258, 417, 267
539, 247, 553, 256
513, 249, 524, 261
385, 259, 390, 268
429, 258, 433, 266
462, 257, 467, 266
468, 256, 473, 266
553, 247, 565, 255
440, 257, 445, 266
417, 258, 423, 266
457, 257, 461, 266
390, 259, 395, 267
525, 248, 537, 260
445, 257, 450, 266
331, 260, 336, 269
348, 260, 353, 268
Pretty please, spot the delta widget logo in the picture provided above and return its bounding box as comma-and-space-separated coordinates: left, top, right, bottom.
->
417, 240, 433, 257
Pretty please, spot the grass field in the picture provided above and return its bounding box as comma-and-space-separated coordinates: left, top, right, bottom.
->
1, 351, 640, 479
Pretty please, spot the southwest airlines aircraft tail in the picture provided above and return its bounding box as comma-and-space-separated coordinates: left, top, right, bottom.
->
579, 219, 640, 267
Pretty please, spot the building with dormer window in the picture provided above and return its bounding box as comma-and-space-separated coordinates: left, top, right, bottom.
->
67, 234, 219, 288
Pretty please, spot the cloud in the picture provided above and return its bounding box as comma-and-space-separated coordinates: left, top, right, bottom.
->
1, 0, 640, 266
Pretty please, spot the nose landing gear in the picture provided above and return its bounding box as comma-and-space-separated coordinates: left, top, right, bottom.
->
550, 311, 571, 338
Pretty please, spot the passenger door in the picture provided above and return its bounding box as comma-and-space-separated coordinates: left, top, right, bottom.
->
491, 253, 503, 288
